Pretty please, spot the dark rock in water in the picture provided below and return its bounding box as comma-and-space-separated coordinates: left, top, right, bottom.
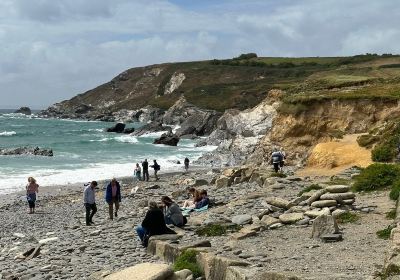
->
106, 123, 126, 133
123, 127, 135, 134
153, 131, 180, 146
0, 147, 53, 157
14, 107, 31, 115
132, 122, 171, 136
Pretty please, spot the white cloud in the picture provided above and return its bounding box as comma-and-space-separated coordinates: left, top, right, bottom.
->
0, 0, 399, 108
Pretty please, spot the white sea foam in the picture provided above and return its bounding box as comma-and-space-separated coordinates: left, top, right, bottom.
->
138, 131, 169, 138
114, 135, 139, 143
0, 131, 16, 136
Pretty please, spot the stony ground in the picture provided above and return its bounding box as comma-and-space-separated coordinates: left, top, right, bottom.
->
0, 168, 395, 280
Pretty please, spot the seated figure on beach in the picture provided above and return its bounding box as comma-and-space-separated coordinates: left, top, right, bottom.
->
136, 201, 175, 246
161, 196, 185, 227
105, 178, 122, 220
26, 177, 39, 214
182, 187, 202, 208
195, 189, 210, 209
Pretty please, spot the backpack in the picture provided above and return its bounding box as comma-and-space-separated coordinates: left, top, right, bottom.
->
155, 164, 160, 171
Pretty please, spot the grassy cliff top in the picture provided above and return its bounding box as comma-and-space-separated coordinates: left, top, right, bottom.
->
55, 53, 400, 112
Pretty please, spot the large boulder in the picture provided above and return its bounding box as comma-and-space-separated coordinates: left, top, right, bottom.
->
14, 107, 31, 115
153, 132, 180, 146
136, 105, 165, 123
106, 123, 126, 133
132, 122, 171, 136
104, 263, 174, 280
311, 214, 340, 239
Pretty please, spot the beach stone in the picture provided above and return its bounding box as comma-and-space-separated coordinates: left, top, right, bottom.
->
311, 214, 340, 239
38, 237, 59, 244
321, 234, 343, 242
319, 192, 355, 201
279, 213, 304, 224
261, 216, 280, 227
265, 197, 291, 209
332, 209, 348, 217
269, 223, 283, 229
172, 269, 193, 280
104, 263, 173, 280
305, 208, 331, 218
311, 200, 337, 208
325, 185, 350, 193
215, 176, 232, 188
306, 189, 327, 206
13, 233, 25, 239
342, 199, 355, 205
232, 214, 252, 225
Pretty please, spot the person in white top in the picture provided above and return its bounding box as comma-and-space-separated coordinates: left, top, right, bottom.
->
83, 181, 98, 226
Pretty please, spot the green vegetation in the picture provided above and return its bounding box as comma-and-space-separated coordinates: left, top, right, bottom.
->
386, 209, 397, 220
336, 212, 360, 224
390, 181, 400, 201
173, 250, 203, 278
381, 264, 400, 279
195, 224, 241, 237
298, 184, 323, 196
376, 225, 396, 240
353, 164, 400, 192
324, 177, 353, 186
270, 172, 287, 178
357, 134, 379, 148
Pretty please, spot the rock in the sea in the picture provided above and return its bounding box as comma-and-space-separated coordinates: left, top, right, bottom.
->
153, 131, 180, 146
14, 107, 31, 115
132, 122, 171, 136
106, 123, 126, 133
311, 214, 340, 239
0, 147, 53, 157
122, 127, 135, 134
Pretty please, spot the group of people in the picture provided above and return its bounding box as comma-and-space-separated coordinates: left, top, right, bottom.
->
133, 159, 161, 182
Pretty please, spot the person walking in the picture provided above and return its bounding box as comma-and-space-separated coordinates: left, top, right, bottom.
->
270, 147, 285, 173
150, 160, 160, 181
134, 163, 141, 181
26, 177, 39, 214
105, 178, 122, 220
83, 181, 98, 226
142, 159, 149, 182
184, 157, 190, 172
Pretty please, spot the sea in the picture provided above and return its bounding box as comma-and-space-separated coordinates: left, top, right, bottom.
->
0, 110, 216, 195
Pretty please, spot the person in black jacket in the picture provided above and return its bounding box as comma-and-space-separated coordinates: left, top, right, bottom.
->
142, 159, 149, 182
136, 201, 175, 246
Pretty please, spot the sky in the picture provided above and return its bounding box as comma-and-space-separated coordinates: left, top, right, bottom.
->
0, 0, 399, 109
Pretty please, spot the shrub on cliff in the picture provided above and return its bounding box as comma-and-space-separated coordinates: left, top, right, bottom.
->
372, 144, 397, 162
353, 163, 400, 192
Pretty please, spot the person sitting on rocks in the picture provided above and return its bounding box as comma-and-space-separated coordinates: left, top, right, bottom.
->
134, 163, 141, 181
182, 187, 202, 208
105, 178, 122, 220
195, 189, 210, 209
26, 177, 39, 214
83, 181, 98, 226
136, 201, 175, 247
161, 196, 185, 227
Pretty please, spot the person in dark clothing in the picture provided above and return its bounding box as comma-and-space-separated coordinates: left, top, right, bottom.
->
83, 181, 98, 226
270, 148, 285, 173
150, 160, 160, 181
195, 189, 210, 209
136, 201, 175, 246
105, 178, 122, 220
161, 196, 185, 227
184, 157, 190, 172
142, 159, 149, 182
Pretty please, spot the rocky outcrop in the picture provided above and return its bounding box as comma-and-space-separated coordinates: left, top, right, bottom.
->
163, 72, 185, 95
153, 132, 180, 146
0, 147, 53, 156
14, 107, 31, 115
106, 123, 126, 133
131, 122, 171, 136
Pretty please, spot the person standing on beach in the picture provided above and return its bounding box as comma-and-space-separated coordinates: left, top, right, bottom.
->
134, 163, 141, 181
105, 178, 122, 220
184, 157, 190, 172
83, 181, 98, 226
26, 177, 39, 214
142, 159, 149, 182
150, 160, 160, 181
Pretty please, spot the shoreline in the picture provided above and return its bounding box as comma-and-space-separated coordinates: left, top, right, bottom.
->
0, 166, 213, 208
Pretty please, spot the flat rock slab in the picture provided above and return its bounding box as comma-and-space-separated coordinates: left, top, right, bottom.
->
38, 237, 59, 244
325, 185, 350, 193
279, 213, 304, 224
319, 192, 355, 201
265, 197, 291, 209
305, 208, 331, 218
311, 200, 337, 208
232, 214, 252, 225
104, 263, 173, 280
261, 216, 280, 227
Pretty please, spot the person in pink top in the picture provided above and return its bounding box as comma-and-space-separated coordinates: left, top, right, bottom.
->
26, 177, 39, 214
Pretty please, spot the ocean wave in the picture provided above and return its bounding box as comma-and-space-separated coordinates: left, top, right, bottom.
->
114, 135, 138, 143
138, 131, 169, 138
0, 131, 17, 136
